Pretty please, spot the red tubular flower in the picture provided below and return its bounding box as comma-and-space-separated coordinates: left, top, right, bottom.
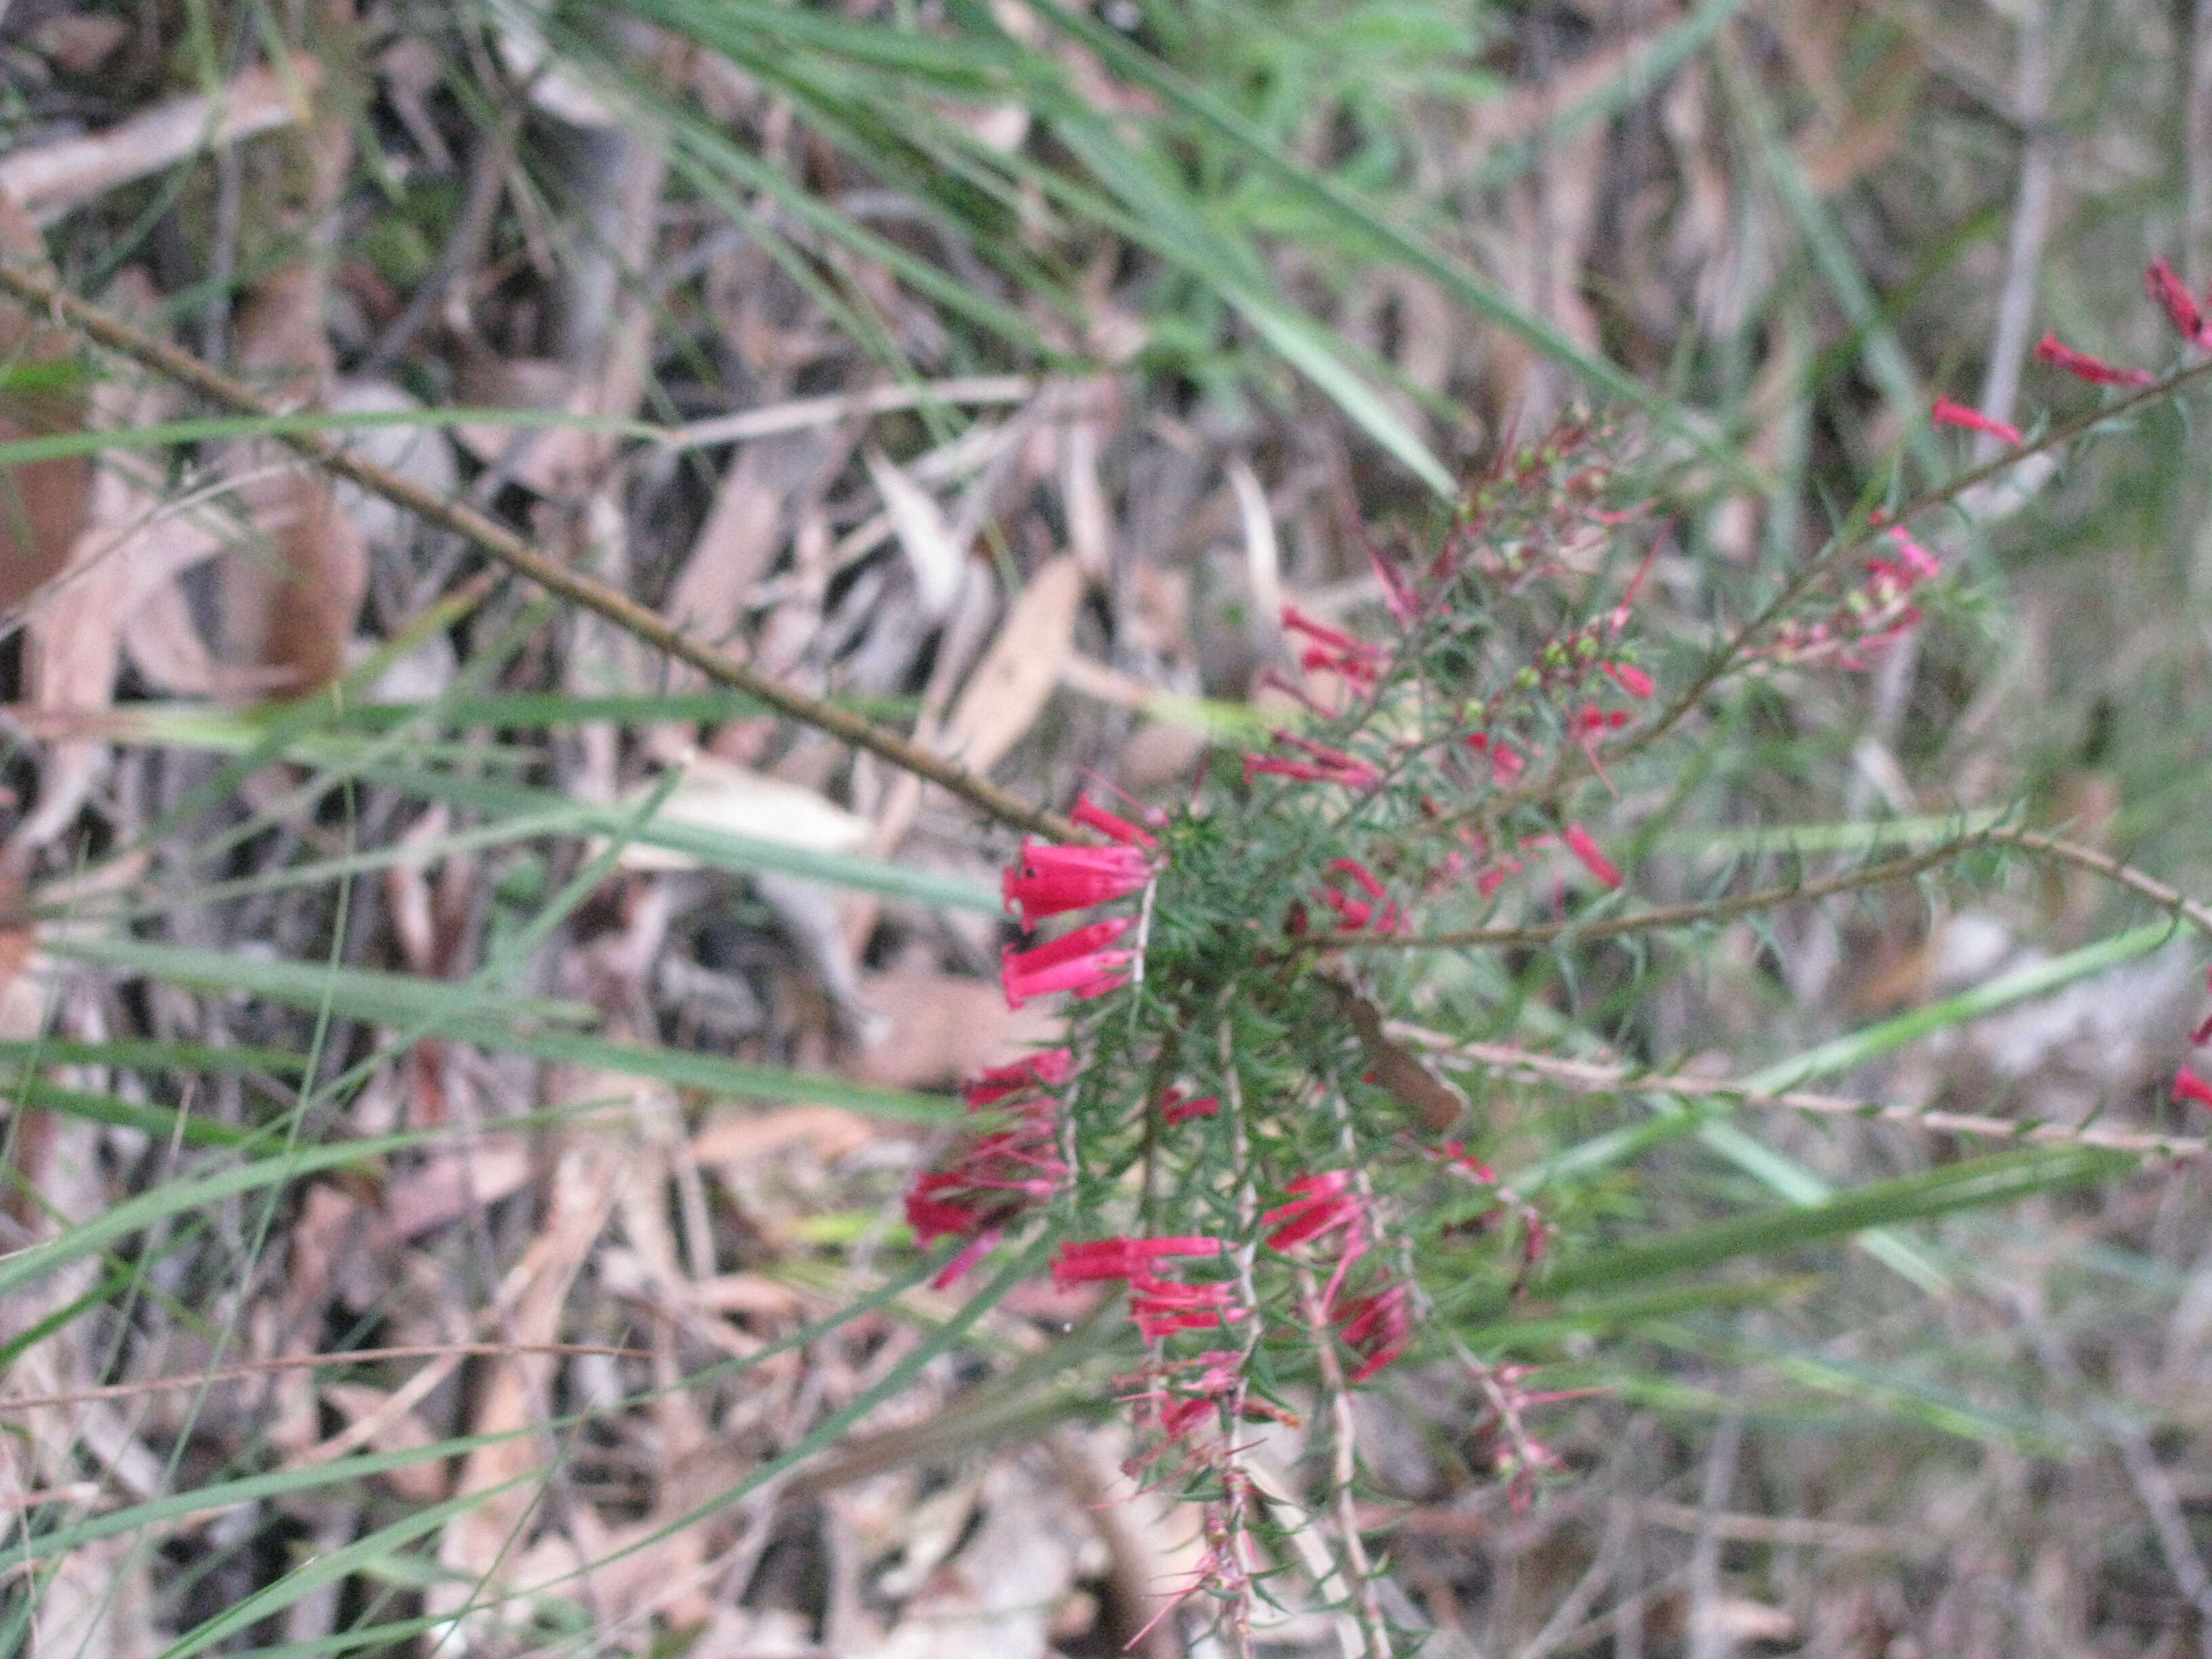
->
963, 1048, 1077, 1109
1160, 1088, 1221, 1126
2034, 332, 2156, 388
1001, 920, 1135, 1009
1070, 794, 1158, 849
1338, 1284, 1412, 1382
1931, 396, 2022, 447
1574, 705, 1630, 738
2146, 258, 2210, 346
905, 1176, 987, 1248
1563, 823, 1622, 889
1263, 1171, 1366, 1256
1314, 858, 1404, 935
1003, 840, 1151, 929
2174, 1066, 2212, 1109
1435, 1140, 1498, 1183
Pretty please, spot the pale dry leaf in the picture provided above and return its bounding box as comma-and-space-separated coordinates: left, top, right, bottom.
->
1061, 417, 1112, 577
380, 1137, 534, 1241
119, 577, 218, 695
663, 435, 808, 640
0, 61, 318, 226
849, 967, 1063, 1092
691, 1103, 876, 1169
327, 378, 461, 555
1228, 459, 1280, 659
322, 1383, 449, 1500
937, 555, 1086, 777
614, 753, 871, 872
452, 352, 605, 497
865, 446, 967, 617
26, 14, 127, 73
430, 1127, 624, 1624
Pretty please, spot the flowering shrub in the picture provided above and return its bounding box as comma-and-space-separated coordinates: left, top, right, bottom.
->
901, 268, 2212, 1651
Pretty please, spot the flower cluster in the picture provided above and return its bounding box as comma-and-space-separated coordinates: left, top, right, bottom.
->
1053, 1235, 1245, 1340
888, 346, 2198, 1644
904, 1050, 1074, 1288
1770, 516, 1943, 670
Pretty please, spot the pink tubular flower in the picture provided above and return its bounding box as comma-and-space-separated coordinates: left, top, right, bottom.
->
1475, 857, 1525, 899
1244, 733, 1384, 790
1052, 1235, 1225, 1288
2146, 258, 2211, 347
1563, 823, 1622, 889
1435, 1140, 1498, 1183
1931, 396, 2022, 447
905, 1093, 1069, 1287
1003, 840, 1151, 929
963, 1048, 1076, 1109
2175, 1066, 2212, 1109
1128, 1275, 1247, 1340
1160, 1087, 1221, 1126
2034, 332, 2156, 388
1368, 539, 1420, 624
1070, 793, 1158, 849
1282, 604, 1385, 687
1466, 732, 1526, 785
1603, 661, 1655, 699
1883, 527, 1940, 583
1338, 1284, 1412, 1382
1001, 920, 1135, 1009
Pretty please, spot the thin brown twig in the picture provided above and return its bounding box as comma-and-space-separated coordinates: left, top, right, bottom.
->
1386, 1027, 2209, 1160
0, 261, 1076, 843
1321, 826, 2212, 954
1296, 1266, 1394, 1659
0, 1343, 648, 1415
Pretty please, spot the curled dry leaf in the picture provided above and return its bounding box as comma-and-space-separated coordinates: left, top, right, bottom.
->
217, 264, 371, 696
0, 197, 88, 618
16, 271, 226, 853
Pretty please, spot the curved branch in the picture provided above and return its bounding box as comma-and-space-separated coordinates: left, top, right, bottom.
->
1467, 356, 2212, 823
1319, 826, 2212, 954
1389, 1026, 2208, 1162
0, 262, 1076, 844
